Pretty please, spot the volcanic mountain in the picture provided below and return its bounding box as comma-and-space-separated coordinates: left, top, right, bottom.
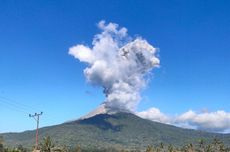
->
1, 107, 230, 151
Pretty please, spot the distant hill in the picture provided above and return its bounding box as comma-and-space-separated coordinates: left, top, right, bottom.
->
1, 112, 230, 150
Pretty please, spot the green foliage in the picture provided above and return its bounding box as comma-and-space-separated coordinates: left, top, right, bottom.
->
15, 145, 27, 152
0, 144, 27, 152
0, 145, 3, 152
168, 144, 174, 152
146, 145, 154, 152
39, 136, 55, 152
1, 137, 230, 152
0, 136, 4, 152
141, 138, 230, 152
73, 145, 81, 152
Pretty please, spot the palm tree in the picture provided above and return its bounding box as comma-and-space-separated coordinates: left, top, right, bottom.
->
168, 144, 173, 152
39, 136, 54, 152
146, 145, 154, 152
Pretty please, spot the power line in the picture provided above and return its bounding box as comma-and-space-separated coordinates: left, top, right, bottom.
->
29, 112, 43, 150
0, 96, 64, 132
0, 99, 29, 115
0, 96, 58, 125
0, 96, 40, 111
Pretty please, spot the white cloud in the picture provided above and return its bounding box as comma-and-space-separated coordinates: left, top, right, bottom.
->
136, 107, 171, 124
176, 110, 230, 133
69, 45, 95, 64
137, 108, 230, 133
98, 20, 127, 37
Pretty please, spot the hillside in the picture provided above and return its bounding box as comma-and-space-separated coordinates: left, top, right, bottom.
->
1, 112, 230, 150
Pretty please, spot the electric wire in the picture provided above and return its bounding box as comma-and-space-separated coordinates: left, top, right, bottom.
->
0, 95, 72, 125
0, 96, 41, 115
0, 99, 28, 115
0, 96, 41, 111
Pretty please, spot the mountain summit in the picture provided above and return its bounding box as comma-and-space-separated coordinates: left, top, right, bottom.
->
80, 103, 110, 120
80, 103, 132, 120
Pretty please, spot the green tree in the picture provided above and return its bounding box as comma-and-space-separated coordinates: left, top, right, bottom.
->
168, 144, 173, 152
146, 145, 154, 152
39, 136, 54, 152
15, 145, 27, 152
197, 139, 205, 152
0, 136, 4, 152
205, 144, 211, 152
73, 145, 81, 152
0, 144, 3, 152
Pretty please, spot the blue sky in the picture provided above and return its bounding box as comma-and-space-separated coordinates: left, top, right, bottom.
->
0, 0, 230, 133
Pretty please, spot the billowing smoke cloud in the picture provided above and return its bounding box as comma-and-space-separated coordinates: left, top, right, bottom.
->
69, 21, 159, 112
137, 108, 230, 133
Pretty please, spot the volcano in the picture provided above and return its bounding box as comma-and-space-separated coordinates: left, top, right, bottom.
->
79, 103, 131, 120
1, 109, 230, 150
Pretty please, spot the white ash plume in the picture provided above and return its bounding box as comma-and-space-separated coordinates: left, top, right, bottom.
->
69, 20, 159, 112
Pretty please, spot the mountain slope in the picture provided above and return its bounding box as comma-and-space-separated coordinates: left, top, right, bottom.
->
1, 113, 230, 150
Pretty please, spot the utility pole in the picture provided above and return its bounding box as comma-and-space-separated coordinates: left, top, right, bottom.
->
29, 112, 43, 151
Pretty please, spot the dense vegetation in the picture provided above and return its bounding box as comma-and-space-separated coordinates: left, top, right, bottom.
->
1, 113, 230, 151
1, 135, 230, 152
